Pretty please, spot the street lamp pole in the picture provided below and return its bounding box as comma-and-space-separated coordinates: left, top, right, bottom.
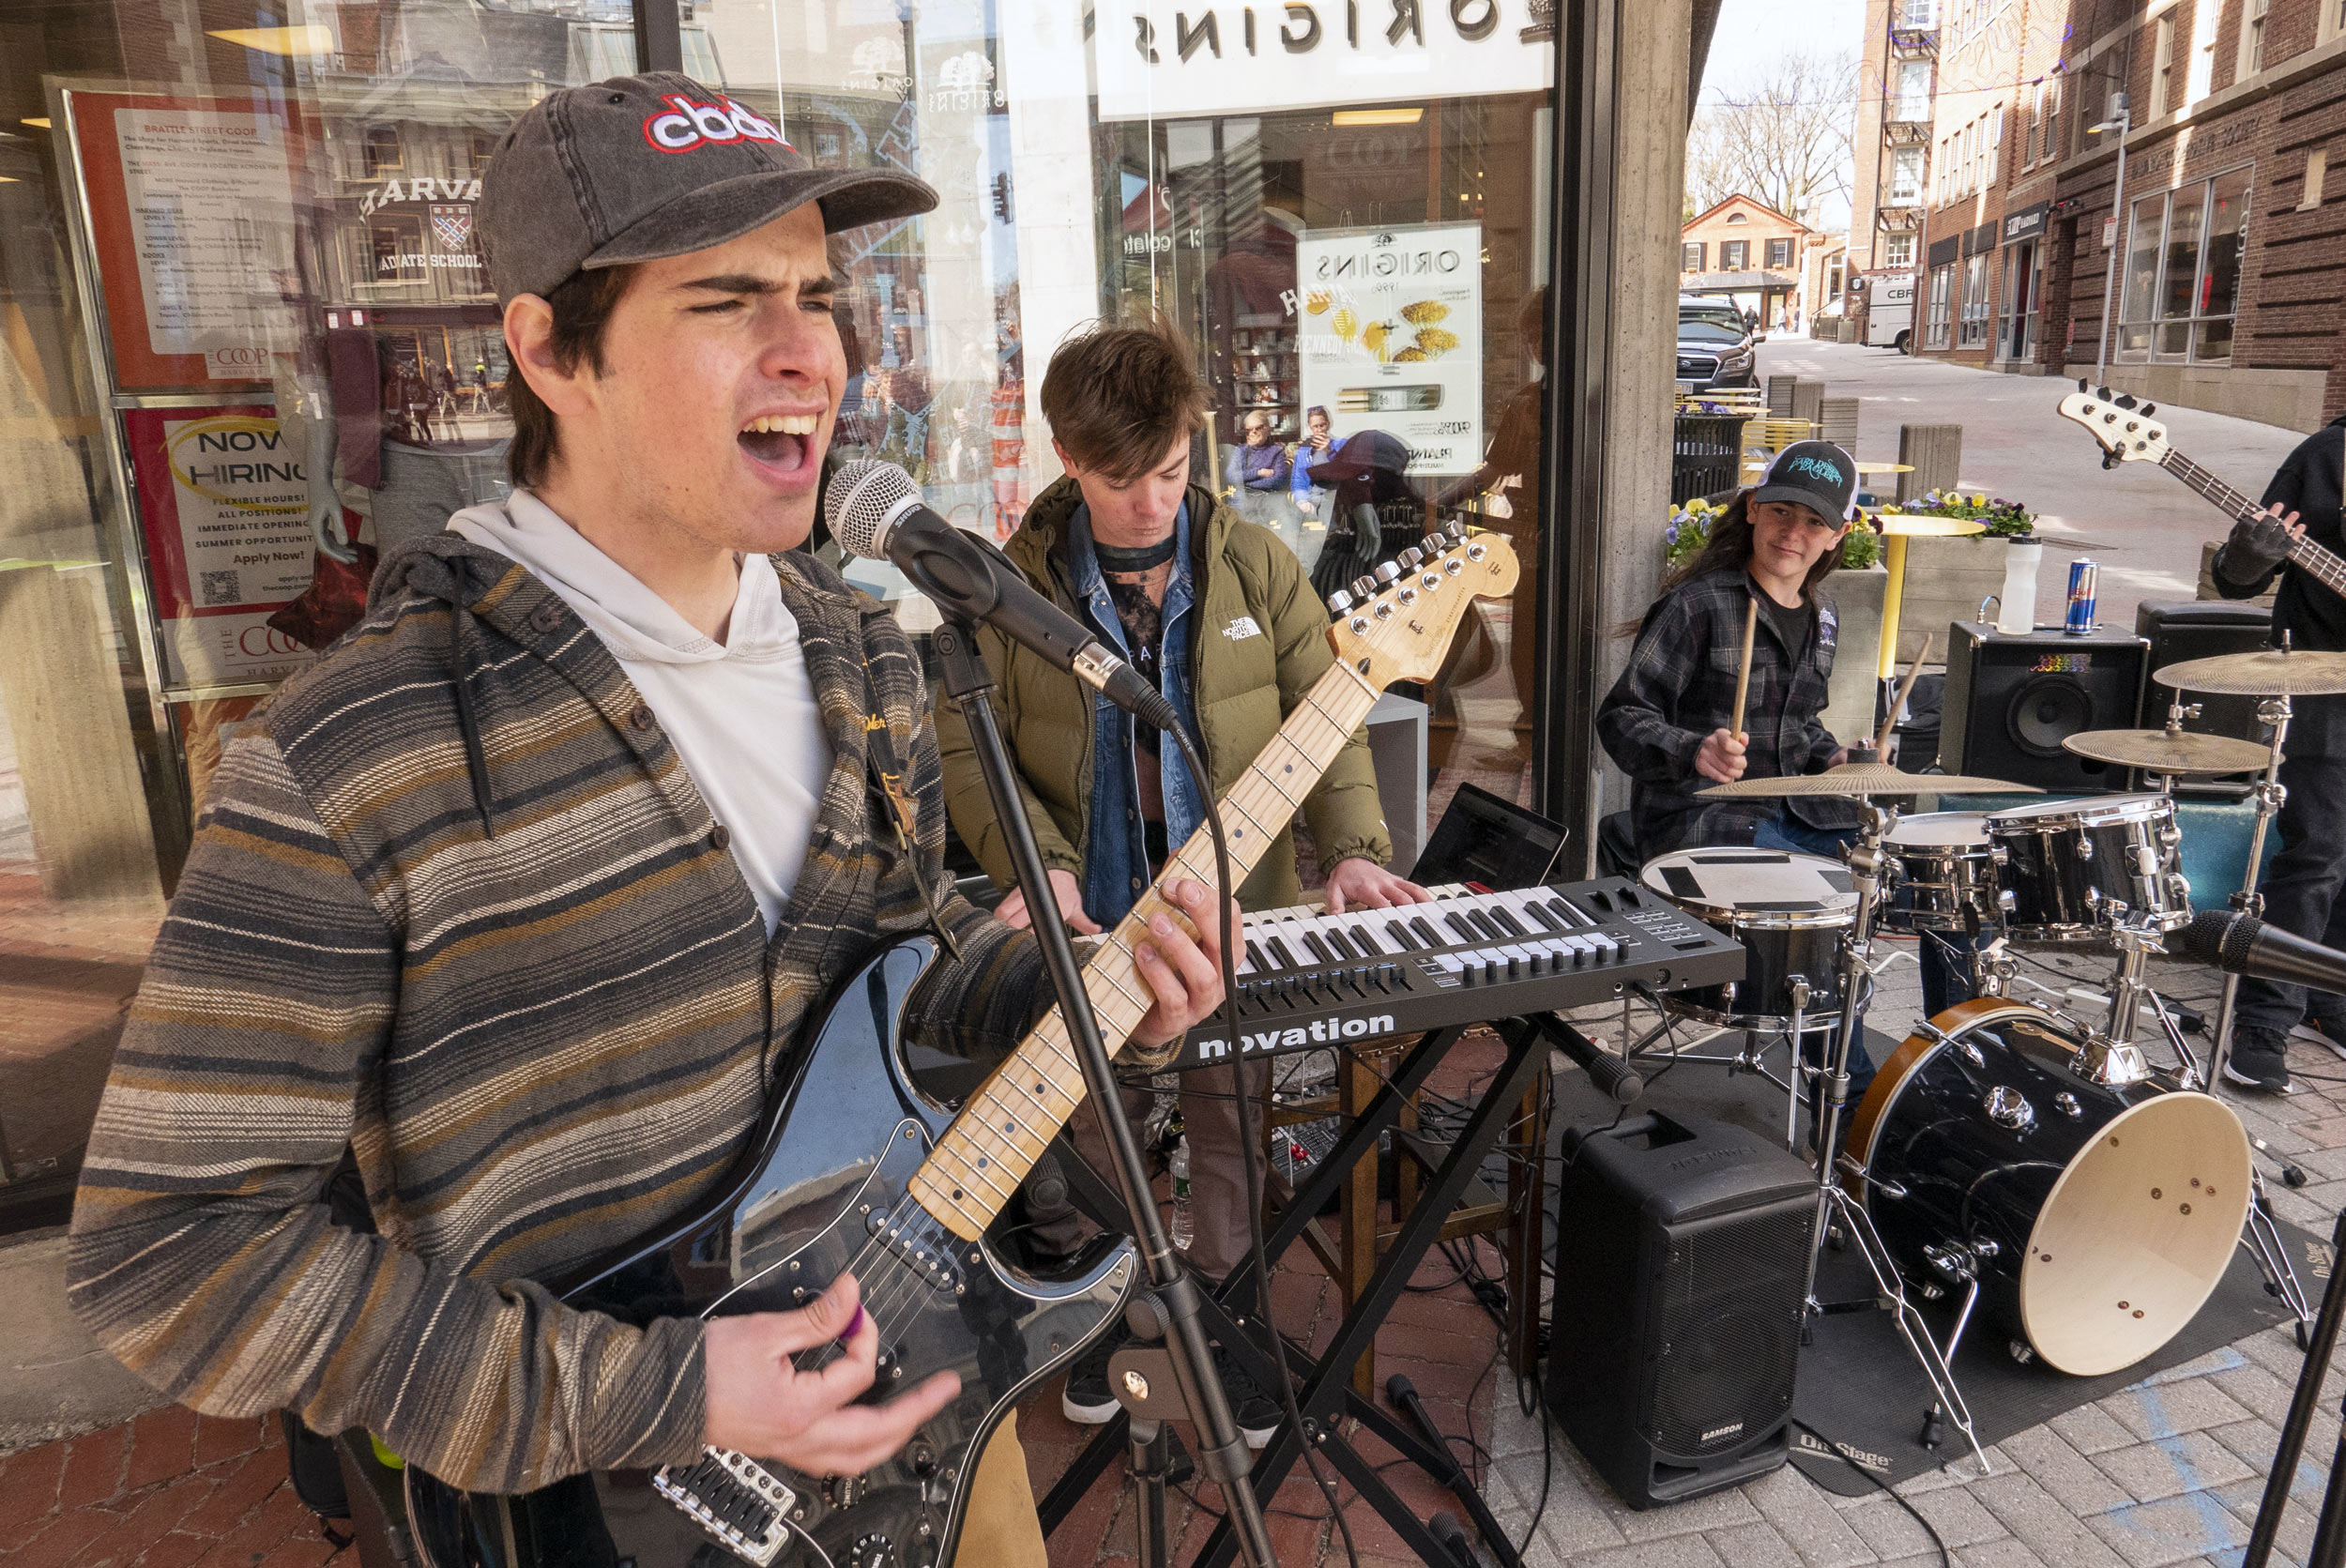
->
2090, 93, 2132, 383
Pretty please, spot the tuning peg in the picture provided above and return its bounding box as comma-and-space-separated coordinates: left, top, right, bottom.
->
1374, 561, 1402, 585
1328, 588, 1354, 613
1444, 519, 1468, 540
2116, 393, 2138, 409
1351, 574, 1376, 599
2095, 385, 2113, 399
1422, 533, 1445, 555
2077, 377, 2090, 391
1398, 547, 1424, 570
2141, 403, 2156, 416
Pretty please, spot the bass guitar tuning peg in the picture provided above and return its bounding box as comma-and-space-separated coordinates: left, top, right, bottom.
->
2115, 393, 2138, 409
2095, 385, 2113, 400
2141, 403, 2156, 416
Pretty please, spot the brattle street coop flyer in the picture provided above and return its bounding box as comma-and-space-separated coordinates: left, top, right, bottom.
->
1294, 222, 1483, 476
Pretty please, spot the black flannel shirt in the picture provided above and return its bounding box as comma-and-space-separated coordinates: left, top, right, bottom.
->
1597, 565, 1858, 860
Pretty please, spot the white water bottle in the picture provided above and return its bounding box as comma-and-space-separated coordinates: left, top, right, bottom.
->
1997, 538, 2043, 635
1168, 1136, 1194, 1250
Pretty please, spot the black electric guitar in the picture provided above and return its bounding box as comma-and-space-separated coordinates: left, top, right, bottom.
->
2057, 379, 2346, 598
402, 526, 1520, 1568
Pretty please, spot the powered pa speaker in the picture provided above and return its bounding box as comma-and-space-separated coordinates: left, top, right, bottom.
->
1938, 621, 2148, 791
1546, 1114, 1814, 1508
2134, 601, 2273, 795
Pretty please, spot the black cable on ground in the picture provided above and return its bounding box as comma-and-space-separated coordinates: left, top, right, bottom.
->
1791, 1419, 1951, 1567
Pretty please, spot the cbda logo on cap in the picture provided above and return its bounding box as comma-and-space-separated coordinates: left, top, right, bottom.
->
642, 94, 791, 154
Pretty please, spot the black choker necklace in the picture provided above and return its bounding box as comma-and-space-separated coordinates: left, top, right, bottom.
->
1095, 535, 1177, 572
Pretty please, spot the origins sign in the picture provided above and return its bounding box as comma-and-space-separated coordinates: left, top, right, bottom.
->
1095, 1, 1554, 121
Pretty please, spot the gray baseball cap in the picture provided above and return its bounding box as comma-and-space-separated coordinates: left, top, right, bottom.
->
477, 73, 937, 303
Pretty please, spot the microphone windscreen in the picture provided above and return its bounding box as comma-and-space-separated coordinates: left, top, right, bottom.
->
2178, 908, 2257, 968
823, 457, 920, 560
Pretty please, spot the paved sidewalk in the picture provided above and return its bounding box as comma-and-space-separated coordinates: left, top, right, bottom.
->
1758, 337, 2308, 634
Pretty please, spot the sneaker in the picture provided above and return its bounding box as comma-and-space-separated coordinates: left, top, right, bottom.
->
1211, 1344, 1283, 1451
2224, 1029, 2293, 1093
1060, 1328, 1126, 1425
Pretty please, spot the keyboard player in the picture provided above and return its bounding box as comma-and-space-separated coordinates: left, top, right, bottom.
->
935, 319, 1430, 1441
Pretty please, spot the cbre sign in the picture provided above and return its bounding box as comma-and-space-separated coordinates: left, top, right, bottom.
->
1095, 0, 1554, 121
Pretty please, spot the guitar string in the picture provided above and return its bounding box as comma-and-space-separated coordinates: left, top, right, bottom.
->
2160, 449, 2346, 593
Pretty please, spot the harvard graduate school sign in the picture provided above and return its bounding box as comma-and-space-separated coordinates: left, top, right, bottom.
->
1094, 0, 1554, 121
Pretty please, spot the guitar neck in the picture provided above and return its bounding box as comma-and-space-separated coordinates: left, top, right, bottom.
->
2158, 449, 2346, 597
908, 662, 1382, 1241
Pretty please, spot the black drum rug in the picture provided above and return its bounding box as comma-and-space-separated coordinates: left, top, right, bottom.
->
1546, 1043, 2320, 1497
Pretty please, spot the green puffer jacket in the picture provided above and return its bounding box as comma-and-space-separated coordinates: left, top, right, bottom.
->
937, 476, 1392, 912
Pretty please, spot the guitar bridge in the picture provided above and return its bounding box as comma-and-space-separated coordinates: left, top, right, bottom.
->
652, 1446, 798, 1566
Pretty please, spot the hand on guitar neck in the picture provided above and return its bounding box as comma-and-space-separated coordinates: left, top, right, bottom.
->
2221, 505, 2308, 582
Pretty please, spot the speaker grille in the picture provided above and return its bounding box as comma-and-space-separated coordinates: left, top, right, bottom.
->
1649, 1202, 1812, 1454
2004, 674, 2093, 757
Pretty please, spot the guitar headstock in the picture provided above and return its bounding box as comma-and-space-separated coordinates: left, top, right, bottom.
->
2058, 379, 2172, 469
1324, 522, 1521, 687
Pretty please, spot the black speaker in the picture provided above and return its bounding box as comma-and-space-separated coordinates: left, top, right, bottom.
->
1938, 622, 2148, 791
2134, 601, 2274, 794
1546, 1114, 1814, 1508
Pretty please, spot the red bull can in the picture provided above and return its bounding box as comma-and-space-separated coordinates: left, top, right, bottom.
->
2064, 558, 2099, 634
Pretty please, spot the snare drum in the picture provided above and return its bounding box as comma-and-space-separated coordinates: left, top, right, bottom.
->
1639, 848, 1858, 1028
1985, 793, 2190, 940
1881, 813, 2006, 935
1847, 999, 2249, 1376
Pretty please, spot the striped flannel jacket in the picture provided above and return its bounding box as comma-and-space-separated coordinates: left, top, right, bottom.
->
1595, 565, 1857, 858
67, 536, 1044, 1494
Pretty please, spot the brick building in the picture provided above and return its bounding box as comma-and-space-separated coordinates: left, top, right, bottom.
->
1681, 194, 1816, 327
2048, 0, 2346, 430
1913, 0, 2071, 366
1850, 0, 1938, 281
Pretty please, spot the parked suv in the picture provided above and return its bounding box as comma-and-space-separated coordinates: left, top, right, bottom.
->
1675, 304, 1756, 390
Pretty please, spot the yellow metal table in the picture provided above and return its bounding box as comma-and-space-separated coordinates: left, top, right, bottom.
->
1873, 512, 1987, 679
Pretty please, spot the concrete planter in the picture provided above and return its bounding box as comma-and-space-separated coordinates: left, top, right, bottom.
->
1819, 564, 1887, 743
1893, 533, 2009, 665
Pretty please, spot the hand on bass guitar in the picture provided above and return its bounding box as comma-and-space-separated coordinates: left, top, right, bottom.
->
2222, 505, 2306, 578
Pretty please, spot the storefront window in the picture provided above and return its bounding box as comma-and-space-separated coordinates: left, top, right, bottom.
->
2116, 167, 2251, 364
0, 2, 629, 1193
1958, 252, 1990, 346
1926, 261, 1956, 347
0, 0, 1558, 1189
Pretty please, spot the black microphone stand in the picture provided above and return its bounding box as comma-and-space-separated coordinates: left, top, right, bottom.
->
930, 617, 1275, 1568
2244, 1204, 2346, 1568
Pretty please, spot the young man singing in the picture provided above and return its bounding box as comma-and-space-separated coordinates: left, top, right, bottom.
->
67, 74, 1231, 1562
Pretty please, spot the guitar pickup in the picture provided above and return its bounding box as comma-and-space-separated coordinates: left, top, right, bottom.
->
653, 1447, 797, 1566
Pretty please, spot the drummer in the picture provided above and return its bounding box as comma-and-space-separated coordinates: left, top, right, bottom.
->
1599, 442, 1883, 1111
1598, 440, 1863, 860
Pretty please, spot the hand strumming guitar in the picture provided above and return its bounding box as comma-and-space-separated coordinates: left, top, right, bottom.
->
2221, 505, 2306, 578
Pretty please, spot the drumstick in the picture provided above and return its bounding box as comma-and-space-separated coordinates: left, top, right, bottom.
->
1874, 634, 1934, 760
1729, 596, 1760, 742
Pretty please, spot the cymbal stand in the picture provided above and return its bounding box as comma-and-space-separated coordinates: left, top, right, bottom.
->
1804, 802, 1989, 1471
1621, 980, 1834, 1156
2213, 690, 2293, 1083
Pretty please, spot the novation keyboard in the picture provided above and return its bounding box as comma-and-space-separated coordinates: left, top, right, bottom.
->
1166, 875, 1745, 1071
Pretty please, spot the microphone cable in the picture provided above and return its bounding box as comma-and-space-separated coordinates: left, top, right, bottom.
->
1165, 723, 1361, 1568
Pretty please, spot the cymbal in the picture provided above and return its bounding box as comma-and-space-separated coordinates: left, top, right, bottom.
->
1699, 762, 2044, 799
2061, 727, 2272, 774
2156, 647, 2346, 695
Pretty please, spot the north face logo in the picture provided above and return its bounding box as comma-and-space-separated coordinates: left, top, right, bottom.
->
642, 95, 791, 153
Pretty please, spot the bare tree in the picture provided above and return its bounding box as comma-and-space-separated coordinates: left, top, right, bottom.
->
1685, 52, 1859, 225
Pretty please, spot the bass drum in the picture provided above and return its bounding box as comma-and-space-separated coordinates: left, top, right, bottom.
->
1846, 999, 2250, 1377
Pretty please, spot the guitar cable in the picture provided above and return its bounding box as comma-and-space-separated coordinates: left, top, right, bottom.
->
1165, 725, 1361, 1568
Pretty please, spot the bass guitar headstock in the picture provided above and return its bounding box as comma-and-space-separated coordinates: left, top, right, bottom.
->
2058, 378, 2173, 470
1324, 521, 1520, 688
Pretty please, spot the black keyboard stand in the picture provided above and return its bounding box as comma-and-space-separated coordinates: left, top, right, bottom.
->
1039, 1016, 1548, 1568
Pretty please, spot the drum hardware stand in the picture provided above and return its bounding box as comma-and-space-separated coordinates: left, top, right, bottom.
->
2213, 686, 2293, 1085
2072, 926, 2161, 1087
1803, 804, 1990, 1471
1619, 980, 1837, 1157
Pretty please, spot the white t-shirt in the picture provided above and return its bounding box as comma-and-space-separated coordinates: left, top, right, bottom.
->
449, 490, 832, 936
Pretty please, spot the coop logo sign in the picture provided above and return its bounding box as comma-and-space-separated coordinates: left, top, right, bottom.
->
1097, 0, 1552, 121
641, 94, 791, 154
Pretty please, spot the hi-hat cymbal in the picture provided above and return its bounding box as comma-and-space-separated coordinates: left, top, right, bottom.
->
2156, 647, 2346, 695
2061, 727, 2272, 774
1699, 762, 2043, 799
